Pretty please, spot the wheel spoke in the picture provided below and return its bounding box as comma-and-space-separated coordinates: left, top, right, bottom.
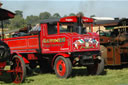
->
15, 75, 20, 83
16, 59, 20, 67
11, 56, 26, 84
18, 67, 23, 73
19, 73, 23, 80
13, 69, 23, 83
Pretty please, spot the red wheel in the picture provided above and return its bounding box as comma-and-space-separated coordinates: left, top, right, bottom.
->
87, 57, 104, 75
54, 56, 72, 78
11, 55, 26, 84
56, 60, 66, 76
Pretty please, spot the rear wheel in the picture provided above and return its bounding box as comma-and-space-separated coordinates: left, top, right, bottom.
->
11, 55, 26, 84
87, 57, 104, 75
54, 56, 72, 78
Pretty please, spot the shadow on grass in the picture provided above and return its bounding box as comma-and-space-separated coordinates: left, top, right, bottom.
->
0, 72, 12, 84
71, 68, 88, 77
0, 67, 108, 84
25, 67, 54, 78
105, 64, 128, 70
0, 71, 35, 84
71, 67, 107, 78
36, 67, 107, 78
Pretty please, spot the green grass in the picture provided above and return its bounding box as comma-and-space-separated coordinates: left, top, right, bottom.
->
1, 67, 128, 85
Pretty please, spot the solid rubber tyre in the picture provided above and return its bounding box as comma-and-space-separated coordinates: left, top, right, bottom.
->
54, 56, 72, 78
87, 57, 104, 75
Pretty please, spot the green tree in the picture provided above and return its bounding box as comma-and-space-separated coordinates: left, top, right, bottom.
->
15, 10, 23, 17
26, 15, 39, 25
3, 20, 10, 28
69, 13, 76, 16
63, 15, 67, 17
39, 12, 51, 20
8, 15, 26, 30
90, 14, 96, 18
53, 13, 61, 18
77, 12, 84, 16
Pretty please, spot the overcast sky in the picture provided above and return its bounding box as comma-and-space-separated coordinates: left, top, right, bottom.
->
1, 0, 128, 18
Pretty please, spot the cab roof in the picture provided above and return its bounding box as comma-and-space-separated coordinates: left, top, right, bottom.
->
0, 8, 15, 20
40, 18, 60, 24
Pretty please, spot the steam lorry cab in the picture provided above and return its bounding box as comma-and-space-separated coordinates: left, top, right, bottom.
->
4, 16, 104, 80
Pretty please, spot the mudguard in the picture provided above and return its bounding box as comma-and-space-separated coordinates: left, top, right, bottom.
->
51, 53, 70, 67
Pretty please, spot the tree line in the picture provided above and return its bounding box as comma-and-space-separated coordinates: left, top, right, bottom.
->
3, 10, 79, 30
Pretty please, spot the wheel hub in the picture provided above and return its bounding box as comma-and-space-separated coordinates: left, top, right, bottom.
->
59, 65, 62, 71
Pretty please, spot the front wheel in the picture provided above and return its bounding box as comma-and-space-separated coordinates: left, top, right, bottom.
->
11, 55, 26, 84
87, 57, 104, 75
54, 56, 72, 78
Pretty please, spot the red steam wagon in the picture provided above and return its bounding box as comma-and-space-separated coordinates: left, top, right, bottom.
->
1, 15, 104, 83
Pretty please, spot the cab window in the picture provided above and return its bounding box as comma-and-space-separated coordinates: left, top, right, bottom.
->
47, 23, 57, 35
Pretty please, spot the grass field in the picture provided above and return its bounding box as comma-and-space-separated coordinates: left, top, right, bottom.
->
0, 66, 128, 85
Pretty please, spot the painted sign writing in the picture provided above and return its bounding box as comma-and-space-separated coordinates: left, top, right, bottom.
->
43, 38, 66, 43
43, 44, 64, 47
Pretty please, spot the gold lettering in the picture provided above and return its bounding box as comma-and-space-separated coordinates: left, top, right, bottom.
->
43, 38, 66, 43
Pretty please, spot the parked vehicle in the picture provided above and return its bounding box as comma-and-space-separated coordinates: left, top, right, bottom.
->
99, 19, 128, 66
0, 7, 22, 84
1, 15, 104, 83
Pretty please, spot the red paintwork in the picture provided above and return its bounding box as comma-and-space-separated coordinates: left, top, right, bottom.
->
40, 31, 99, 54
0, 62, 6, 76
7, 12, 15, 18
0, 62, 6, 69
82, 17, 93, 23
22, 57, 29, 64
17, 53, 29, 63
60, 16, 77, 22
12, 56, 24, 84
0, 8, 15, 20
60, 16, 93, 23
3, 16, 99, 65
4, 35, 39, 54
27, 54, 38, 60
57, 22, 60, 34
56, 59, 66, 76
0, 16, 100, 82
54, 53, 70, 58
51, 53, 70, 67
